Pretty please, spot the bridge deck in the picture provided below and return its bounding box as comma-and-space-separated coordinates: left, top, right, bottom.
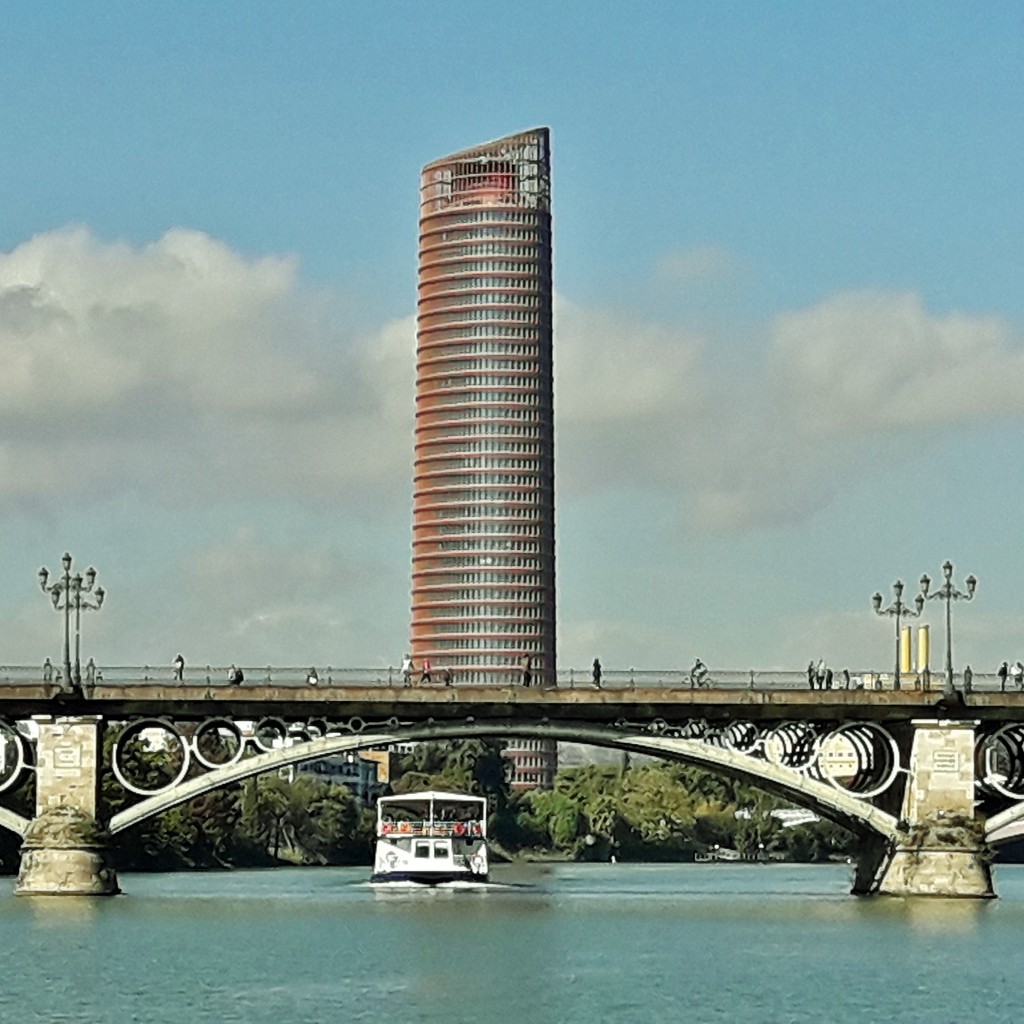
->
0, 684, 1019, 723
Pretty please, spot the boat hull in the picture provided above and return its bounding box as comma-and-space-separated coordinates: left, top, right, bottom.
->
370, 870, 489, 886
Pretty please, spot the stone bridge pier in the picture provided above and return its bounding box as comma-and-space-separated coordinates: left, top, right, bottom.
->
16, 716, 119, 896
872, 719, 993, 899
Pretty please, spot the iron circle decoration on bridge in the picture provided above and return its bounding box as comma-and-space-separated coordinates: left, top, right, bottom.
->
813, 723, 901, 800
253, 718, 289, 753
719, 721, 761, 754
763, 722, 818, 770
977, 725, 1024, 800
191, 718, 246, 771
288, 725, 312, 745
112, 718, 191, 797
675, 719, 709, 741
0, 722, 28, 794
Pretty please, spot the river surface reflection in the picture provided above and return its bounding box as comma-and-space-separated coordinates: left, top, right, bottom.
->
0, 862, 1020, 1023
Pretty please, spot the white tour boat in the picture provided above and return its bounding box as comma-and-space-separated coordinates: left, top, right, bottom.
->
371, 790, 490, 886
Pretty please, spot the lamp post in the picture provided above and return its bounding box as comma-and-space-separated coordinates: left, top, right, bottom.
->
919, 560, 977, 697
872, 580, 924, 691
37, 553, 105, 695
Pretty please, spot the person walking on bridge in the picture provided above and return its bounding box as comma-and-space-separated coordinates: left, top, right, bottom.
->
592, 658, 602, 689
690, 659, 708, 689
172, 653, 185, 682
520, 653, 533, 687
998, 661, 1009, 692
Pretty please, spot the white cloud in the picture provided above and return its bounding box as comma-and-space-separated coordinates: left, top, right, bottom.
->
51, 525, 412, 669
555, 288, 1024, 531
0, 227, 414, 510
771, 291, 1024, 436
173, 528, 402, 666
556, 297, 707, 422
699, 290, 1024, 529
554, 297, 710, 495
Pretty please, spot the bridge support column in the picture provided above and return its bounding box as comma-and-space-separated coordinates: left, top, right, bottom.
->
876, 719, 992, 899
16, 716, 119, 896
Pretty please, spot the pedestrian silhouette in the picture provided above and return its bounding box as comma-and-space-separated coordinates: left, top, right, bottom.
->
690, 659, 708, 689
592, 658, 602, 689
173, 653, 185, 681
520, 653, 532, 687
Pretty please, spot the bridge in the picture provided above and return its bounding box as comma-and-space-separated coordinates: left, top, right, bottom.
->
3, 672, 1024, 899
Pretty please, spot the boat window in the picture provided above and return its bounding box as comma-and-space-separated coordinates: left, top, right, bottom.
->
434, 842, 449, 858
414, 842, 431, 859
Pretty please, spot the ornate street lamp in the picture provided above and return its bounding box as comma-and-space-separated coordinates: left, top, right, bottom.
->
38, 553, 105, 695
919, 560, 977, 697
872, 580, 924, 691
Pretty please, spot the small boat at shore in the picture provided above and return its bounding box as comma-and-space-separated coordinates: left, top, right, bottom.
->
370, 790, 489, 886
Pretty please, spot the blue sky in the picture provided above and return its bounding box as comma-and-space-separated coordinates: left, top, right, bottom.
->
2, 3, 1023, 677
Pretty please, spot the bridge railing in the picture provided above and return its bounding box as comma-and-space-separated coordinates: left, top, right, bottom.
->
0, 665, 1003, 691
553, 668, 956, 690
0, 665, 405, 687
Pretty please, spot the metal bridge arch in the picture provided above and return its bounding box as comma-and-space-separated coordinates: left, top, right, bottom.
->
984, 805, 1024, 846
0, 806, 28, 838
109, 720, 901, 841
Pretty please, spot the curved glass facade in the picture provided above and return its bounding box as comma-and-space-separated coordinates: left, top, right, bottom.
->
412, 129, 556, 692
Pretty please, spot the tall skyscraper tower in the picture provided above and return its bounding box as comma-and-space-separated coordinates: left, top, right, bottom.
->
412, 128, 556, 706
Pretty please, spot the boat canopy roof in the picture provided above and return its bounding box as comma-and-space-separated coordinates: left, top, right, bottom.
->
378, 790, 486, 808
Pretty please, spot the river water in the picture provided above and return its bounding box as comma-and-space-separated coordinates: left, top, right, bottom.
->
1, 862, 1020, 1023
